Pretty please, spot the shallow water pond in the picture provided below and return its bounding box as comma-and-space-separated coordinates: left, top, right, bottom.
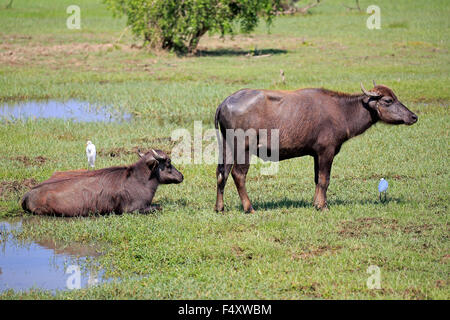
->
0, 218, 108, 293
0, 100, 132, 123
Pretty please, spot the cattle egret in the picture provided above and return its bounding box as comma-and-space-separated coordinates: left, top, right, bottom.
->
378, 178, 388, 201
86, 141, 96, 170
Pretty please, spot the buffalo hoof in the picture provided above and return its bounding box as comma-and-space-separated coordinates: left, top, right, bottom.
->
245, 208, 256, 214
139, 204, 161, 214
151, 204, 162, 211
315, 203, 328, 211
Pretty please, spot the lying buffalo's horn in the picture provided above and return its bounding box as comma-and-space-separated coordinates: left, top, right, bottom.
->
151, 149, 164, 161
361, 82, 380, 97
373, 80, 377, 87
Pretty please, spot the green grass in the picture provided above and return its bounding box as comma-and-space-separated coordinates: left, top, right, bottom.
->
0, 0, 449, 299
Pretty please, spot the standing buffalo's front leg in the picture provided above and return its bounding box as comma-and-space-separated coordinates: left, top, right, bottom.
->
314, 149, 334, 210
313, 154, 320, 206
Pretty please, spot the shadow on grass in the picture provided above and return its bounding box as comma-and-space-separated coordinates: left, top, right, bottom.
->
251, 196, 405, 210
253, 198, 311, 210
196, 48, 288, 57
329, 197, 406, 206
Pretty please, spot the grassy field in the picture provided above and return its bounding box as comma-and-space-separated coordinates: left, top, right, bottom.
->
0, 0, 449, 299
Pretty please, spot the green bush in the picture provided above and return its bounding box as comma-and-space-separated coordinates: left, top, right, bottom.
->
104, 0, 281, 53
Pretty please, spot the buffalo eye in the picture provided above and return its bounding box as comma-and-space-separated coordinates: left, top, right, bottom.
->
382, 97, 393, 105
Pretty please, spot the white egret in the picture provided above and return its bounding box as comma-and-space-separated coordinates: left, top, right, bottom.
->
86, 141, 96, 170
378, 178, 388, 202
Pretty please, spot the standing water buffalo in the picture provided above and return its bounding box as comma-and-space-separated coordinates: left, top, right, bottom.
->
214, 83, 418, 213
21, 149, 183, 217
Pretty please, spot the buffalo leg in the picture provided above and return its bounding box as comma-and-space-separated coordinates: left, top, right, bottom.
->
215, 139, 233, 212
139, 204, 161, 214
231, 163, 254, 213
313, 154, 320, 206
314, 150, 334, 210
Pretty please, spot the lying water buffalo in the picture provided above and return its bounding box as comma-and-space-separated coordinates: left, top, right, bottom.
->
21, 149, 183, 217
214, 83, 418, 212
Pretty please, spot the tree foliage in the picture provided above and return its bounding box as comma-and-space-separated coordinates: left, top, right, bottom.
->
104, 0, 281, 53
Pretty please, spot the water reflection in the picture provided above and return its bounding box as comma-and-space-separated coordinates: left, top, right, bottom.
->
0, 100, 132, 123
0, 218, 107, 293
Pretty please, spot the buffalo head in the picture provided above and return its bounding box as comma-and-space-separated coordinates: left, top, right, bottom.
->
138, 149, 184, 184
361, 82, 418, 125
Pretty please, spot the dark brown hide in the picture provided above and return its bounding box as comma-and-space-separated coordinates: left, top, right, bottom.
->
21, 149, 183, 217
49, 169, 88, 180
214, 84, 417, 212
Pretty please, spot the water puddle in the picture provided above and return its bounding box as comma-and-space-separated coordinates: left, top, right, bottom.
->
0, 100, 132, 123
0, 218, 108, 293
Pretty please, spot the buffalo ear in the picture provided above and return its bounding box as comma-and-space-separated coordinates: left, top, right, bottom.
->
137, 149, 145, 158
147, 158, 159, 172
362, 96, 379, 109
361, 82, 381, 106
137, 149, 159, 171
362, 95, 371, 105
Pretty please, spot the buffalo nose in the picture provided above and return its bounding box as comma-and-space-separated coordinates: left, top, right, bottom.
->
411, 114, 418, 123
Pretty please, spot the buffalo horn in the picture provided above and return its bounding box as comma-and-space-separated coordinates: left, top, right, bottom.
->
361, 82, 380, 97
151, 149, 164, 161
